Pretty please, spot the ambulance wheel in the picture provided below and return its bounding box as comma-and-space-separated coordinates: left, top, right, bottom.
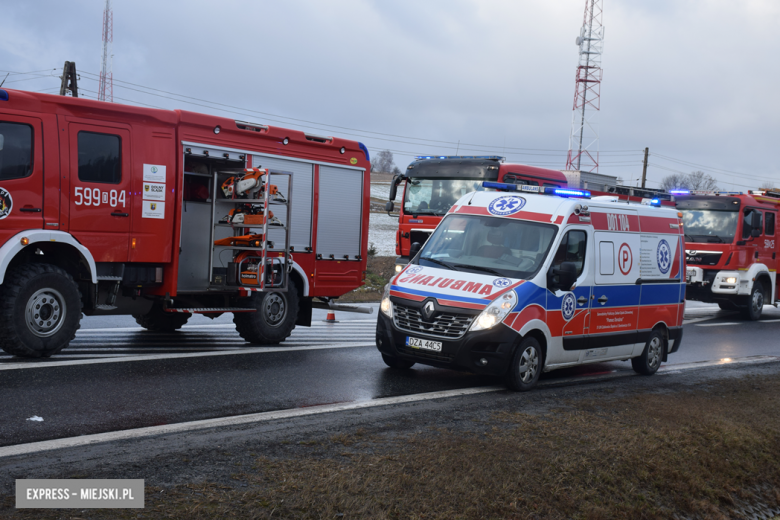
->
133, 304, 191, 332
0, 263, 82, 358
631, 329, 665, 375
505, 336, 543, 392
234, 279, 299, 344
381, 353, 415, 369
740, 281, 764, 321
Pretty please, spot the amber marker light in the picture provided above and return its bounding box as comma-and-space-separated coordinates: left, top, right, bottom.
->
131, 238, 137, 249
20, 237, 29, 246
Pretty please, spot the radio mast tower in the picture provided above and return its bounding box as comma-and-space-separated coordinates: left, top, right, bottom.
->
98, 0, 113, 103
565, 0, 603, 173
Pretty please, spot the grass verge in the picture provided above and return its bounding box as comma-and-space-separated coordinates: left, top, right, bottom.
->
5, 373, 779, 519
336, 255, 396, 303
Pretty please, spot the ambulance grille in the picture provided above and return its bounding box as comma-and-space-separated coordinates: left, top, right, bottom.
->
393, 303, 473, 339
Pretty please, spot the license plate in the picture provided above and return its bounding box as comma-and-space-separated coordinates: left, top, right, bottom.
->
686, 269, 696, 282
405, 336, 442, 351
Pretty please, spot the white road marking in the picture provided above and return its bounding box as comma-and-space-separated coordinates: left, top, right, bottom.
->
3, 355, 778, 459
0, 343, 376, 370
0, 386, 505, 458
695, 322, 741, 327
78, 321, 376, 333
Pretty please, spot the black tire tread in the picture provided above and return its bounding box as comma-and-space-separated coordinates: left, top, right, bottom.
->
382, 353, 415, 369
0, 263, 82, 358
233, 279, 299, 345
133, 306, 191, 332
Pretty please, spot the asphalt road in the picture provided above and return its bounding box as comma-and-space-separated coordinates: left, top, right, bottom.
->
1, 301, 779, 448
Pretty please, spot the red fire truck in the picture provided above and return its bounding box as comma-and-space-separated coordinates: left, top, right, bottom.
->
0, 88, 371, 358
385, 156, 569, 271
676, 189, 780, 320
385, 155, 672, 272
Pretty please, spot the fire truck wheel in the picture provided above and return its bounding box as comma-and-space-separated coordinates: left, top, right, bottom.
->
133, 305, 191, 332
234, 279, 299, 344
631, 329, 665, 375
505, 336, 543, 392
0, 263, 82, 358
381, 353, 415, 369
740, 281, 764, 321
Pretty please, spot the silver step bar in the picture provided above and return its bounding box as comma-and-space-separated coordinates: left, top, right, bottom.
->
312, 301, 374, 315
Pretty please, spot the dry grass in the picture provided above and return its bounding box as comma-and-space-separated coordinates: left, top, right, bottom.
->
337, 256, 396, 303
5, 373, 779, 519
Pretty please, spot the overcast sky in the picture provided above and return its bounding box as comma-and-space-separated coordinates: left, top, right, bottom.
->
2, 0, 779, 191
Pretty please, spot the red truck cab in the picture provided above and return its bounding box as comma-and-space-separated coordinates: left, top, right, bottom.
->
386, 156, 568, 271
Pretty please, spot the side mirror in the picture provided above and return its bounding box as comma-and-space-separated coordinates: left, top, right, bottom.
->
410, 242, 422, 258
751, 227, 761, 238
751, 211, 762, 230
0, 134, 4, 151
385, 201, 394, 213
549, 261, 578, 291
389, 175, 400, 201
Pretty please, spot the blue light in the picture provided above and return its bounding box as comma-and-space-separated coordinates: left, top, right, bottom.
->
358, 142, 370, 161
670, 190, 690, 195
482, 181, 517, 191
552, 188, 591, 198
0, 90, 8, 102
650, 198, 661, 207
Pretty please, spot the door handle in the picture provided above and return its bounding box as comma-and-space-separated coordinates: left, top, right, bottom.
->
20, 207, 42, 212
597, 295, 608, 305
111, 212, 129, 217
577, 296, 588, 306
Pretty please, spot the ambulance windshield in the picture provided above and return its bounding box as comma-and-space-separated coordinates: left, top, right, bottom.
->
681, 210, 739, 243
404, 179, 493, 215
416, 214, 557, 279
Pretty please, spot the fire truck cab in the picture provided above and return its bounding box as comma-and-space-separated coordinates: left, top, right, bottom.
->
677, 190, 780, 320
385, 156, 569, 271
0, 88, 370, 358
377, 183, 685, 391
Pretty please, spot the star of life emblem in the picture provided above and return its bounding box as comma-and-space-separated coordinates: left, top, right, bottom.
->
657, 239, 671, 274
561, 293, 576, 321
487, 196, 526, 216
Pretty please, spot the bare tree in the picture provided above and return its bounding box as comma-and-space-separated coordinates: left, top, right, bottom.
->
660, 173, 689, 192
371, 150, 396, 173
660, 171, 718, 192
686, 171, 718, 191
759, 181, 776, 190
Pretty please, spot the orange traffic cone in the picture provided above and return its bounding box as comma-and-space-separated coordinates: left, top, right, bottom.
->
323, 311, 339, 323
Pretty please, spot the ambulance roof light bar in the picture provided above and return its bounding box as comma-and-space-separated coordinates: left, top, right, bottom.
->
415, 155, 506, 162
482, 182, 591, 199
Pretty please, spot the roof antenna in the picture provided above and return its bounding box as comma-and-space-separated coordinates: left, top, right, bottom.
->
468, 190, 477, 206
0, 73, 8, 88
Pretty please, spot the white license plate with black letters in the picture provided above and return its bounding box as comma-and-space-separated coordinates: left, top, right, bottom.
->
406, 336, 442, 351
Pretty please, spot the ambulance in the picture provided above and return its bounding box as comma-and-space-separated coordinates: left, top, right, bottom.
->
376, 183, 686, 391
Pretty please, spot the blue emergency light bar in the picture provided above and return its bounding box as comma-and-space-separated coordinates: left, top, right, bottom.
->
670, 190, 690, 195
0, 90, 8, 102
482, 182, 591, 198
650, 198, 662, 207
415, 155, 505, 161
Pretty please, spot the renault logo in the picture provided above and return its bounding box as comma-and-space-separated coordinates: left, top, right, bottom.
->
422, 301, 436, 321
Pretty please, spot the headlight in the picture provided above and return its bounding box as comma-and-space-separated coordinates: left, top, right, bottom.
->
470, 290, 517, 331
724, 277, 737, 284
395, 264, 403, 273
381, 284, 393, 318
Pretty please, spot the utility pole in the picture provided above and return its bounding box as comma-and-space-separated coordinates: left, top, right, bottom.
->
640, 147, 649, 188
59, 61, 79, 97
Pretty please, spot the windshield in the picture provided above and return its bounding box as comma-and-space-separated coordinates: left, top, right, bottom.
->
403, 178, 492, 215
681, 210, 739, 243
416, 214, 558, 279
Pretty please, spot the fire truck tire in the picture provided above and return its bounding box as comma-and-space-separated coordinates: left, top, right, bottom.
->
740, 281, 764, 321
0, 263, 82, 358
631, 329, 665, 375
505, 336, 543, 392
133, 305, 191, 332
381, 353, 415, 369
234, 279, 299, 344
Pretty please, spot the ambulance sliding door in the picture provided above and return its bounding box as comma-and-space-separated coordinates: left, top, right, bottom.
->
589, 225, 641, 359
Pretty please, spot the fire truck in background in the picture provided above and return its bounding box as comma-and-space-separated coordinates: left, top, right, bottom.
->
385, 155, 673, 273
676, 189, 780, 320
0, 88, 371, 358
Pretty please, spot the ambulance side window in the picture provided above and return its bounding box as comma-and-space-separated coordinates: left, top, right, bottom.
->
551, 230, 587, 277
0, 122, 33, 180
78, 131, 121, 184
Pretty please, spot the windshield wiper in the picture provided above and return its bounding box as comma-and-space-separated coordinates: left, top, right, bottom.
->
420, 257, 456, 270
706, 236, 724, 243
454, 264, 502, 275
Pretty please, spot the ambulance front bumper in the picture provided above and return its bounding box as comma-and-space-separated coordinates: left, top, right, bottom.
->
375, 310, 518, 376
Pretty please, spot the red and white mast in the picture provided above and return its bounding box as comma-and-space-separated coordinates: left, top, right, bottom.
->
565, 0, 603, 173
98, 0, 113, 103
